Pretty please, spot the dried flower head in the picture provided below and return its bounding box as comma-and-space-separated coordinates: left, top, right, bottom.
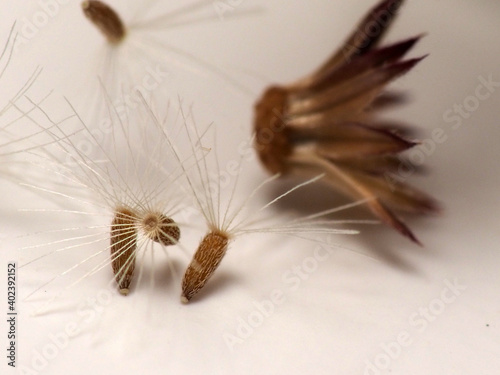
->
254, 0, 439, 244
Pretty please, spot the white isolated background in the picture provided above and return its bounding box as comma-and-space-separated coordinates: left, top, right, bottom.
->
1, 1, 499, 374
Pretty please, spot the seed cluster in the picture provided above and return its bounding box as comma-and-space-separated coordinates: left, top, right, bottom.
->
4, 0, 437, 305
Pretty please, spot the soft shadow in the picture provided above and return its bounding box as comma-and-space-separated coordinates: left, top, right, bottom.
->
264, 176, 432, 273
132, 257, 184, 295
185, 271, 242, 305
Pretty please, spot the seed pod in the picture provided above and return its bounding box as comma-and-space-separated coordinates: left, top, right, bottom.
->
253, 0, 439, 244
82, 0, 126, 44
110, 208, 137, 295
181, 231, 229, 303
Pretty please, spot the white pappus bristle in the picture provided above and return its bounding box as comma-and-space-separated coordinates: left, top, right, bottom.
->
17, 91, 198, 312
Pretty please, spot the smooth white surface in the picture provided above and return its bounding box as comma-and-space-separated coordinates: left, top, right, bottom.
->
1, 1, 499, 374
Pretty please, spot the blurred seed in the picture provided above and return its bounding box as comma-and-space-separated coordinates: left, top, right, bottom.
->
82, 0, 126, 44
110, 207, 137, 295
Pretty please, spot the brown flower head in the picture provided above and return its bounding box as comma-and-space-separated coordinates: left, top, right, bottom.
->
254, 0, 439, 244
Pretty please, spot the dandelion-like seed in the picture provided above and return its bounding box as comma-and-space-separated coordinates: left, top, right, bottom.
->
109, 205, 181, 295
20, 92, 187, 303
254, 0, 439, 244
108, 206, 181, 294
151, 108, 366, 303
78, 0, 255, 96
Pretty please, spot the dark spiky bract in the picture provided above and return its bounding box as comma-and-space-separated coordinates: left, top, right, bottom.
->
254, 0, 439, 244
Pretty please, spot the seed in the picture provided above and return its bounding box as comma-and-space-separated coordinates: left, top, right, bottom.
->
181, 230, 229, 303
110, 207, 137, 295
141, 212, 181, 246
81, 0, 126, 44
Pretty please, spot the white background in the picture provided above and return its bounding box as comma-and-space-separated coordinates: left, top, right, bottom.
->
1, 1, 499, 374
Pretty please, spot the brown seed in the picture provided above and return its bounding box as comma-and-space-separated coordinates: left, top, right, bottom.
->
110, 207, 137, 295
81, 0, 126, 45
181, 230, 229, 303
141, 212, 180, 246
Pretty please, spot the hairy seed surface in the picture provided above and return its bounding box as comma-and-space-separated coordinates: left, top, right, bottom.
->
110, 208, 137, 295
181, 231, 229, 303
142, 213, 181, 246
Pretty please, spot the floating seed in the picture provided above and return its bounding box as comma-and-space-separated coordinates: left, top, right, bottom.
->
82, 0, 126, 44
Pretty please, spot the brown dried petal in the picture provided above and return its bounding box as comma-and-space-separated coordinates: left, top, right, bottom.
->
299, 36, 421, 95
289, 57, 426, 117
350, 171, 440, 214
290, 121, 416, 145
332, 155, 407, 175
313, 124, 417, 158
288, 151, 424, 244
314, 0, 406, 75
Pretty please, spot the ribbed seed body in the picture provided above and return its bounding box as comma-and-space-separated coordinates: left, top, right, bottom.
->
142, 213, 180, 246
181, 231, 229, 303
110, 208, 137, 295
82, 0, 126, 44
